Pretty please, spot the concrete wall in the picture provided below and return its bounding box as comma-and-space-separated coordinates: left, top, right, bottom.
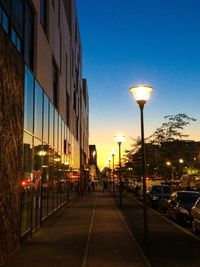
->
0, 28, 24, 265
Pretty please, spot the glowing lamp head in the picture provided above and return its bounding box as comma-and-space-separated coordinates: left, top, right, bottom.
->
179, 159, 184, 164
129, 85, 154, 103
115, 135, 125, 144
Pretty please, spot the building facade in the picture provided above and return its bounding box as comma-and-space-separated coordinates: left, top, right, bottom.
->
0, 0, 89, 263
89, 145, 98, 181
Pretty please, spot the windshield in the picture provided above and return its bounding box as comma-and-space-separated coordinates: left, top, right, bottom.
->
152, 186, 171, 194
178, 192, 200, 204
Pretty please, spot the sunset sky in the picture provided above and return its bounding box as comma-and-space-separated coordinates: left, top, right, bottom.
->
76, 0, 200, 168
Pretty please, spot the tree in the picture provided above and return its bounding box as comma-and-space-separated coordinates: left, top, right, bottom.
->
149, 113, 196, 144
124, 114, 197, 179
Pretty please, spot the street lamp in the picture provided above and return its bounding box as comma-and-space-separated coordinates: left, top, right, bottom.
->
129, 84, 154, 243
166, 161, 174, 180
112, 149, 115, 196
179, 158, 184, 164
115, 135, 125, 206
108, 158, 111, 169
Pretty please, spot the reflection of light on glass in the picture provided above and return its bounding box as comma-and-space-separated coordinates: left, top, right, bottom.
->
64, 161, 69, 165
38, 150, 47, 156
92, 151, 96, 157
166, 161, 171, 166
54, 158, 61, 162
42, 165, 48, 168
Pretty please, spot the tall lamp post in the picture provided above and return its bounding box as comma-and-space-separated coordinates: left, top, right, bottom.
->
112, 149, 115, 196
166, 161, 173, 180
129, 85, 154, 243
115, 135, 124, 206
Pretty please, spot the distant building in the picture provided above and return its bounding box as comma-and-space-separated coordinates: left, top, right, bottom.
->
89, 145, 98, 180
0, 0, 89, 263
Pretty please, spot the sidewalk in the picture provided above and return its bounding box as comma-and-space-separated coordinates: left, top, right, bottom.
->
5, 192, 150, 267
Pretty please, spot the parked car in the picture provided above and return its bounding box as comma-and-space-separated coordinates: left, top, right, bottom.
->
168, 191, 200, 225
137, 178, 165, 201
191, 197, 200, 234
180, 174, 200, 190
146, 184, 171, 208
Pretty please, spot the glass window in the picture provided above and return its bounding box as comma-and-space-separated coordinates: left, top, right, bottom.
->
52, 60, 58, 108
21, 132, 33, 235
34, 81, 43, 139
66, 92, 70, 127
24, 1, 34, 70
2, 9, 9, 33
40, 0, 47, 32
41, 144, 49, 219
11, 0, 24, 37
43, 94, 49, 143
16, 35, 21, 51
48, 147, 54, 212
11, 27, 21, 52
54, 110, 58, 150
33, 138, 43, 172
62, 120, 65, 153
0, 6, 2, 24
54, 151, 61, 208
58, 115, 61, 152
1, 0, 11, 14
33, 138, 42, 229
11, 28, 16, 44
24, 66, 34, 133
49, 102, 54, 147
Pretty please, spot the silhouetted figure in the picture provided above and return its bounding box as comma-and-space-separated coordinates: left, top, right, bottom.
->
88, 179, 92, 192
91, 181, 95, 192
102, 178, 108, 192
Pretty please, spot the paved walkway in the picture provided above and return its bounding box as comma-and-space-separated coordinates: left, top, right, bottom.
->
5, 192, 150, 267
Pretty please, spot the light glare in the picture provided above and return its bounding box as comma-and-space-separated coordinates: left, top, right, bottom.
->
129, 85, 154, 102
115, 135, 125, 143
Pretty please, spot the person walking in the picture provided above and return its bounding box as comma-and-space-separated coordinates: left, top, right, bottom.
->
88, 179, 92, 192
102, 178, 108, 192
91, 180, 95, 192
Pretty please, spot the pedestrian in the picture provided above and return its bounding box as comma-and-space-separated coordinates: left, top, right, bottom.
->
102, 178, 108, 192
91, 180, 95, 192
88, 179, 91, 192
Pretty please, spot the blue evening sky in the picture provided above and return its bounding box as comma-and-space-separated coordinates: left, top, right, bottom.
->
76, 0, 200, 167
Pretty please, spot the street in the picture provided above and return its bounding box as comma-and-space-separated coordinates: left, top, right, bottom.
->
120, 193, 200, 267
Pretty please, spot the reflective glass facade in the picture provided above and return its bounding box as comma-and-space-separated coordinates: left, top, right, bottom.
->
22, 65, 80, 236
